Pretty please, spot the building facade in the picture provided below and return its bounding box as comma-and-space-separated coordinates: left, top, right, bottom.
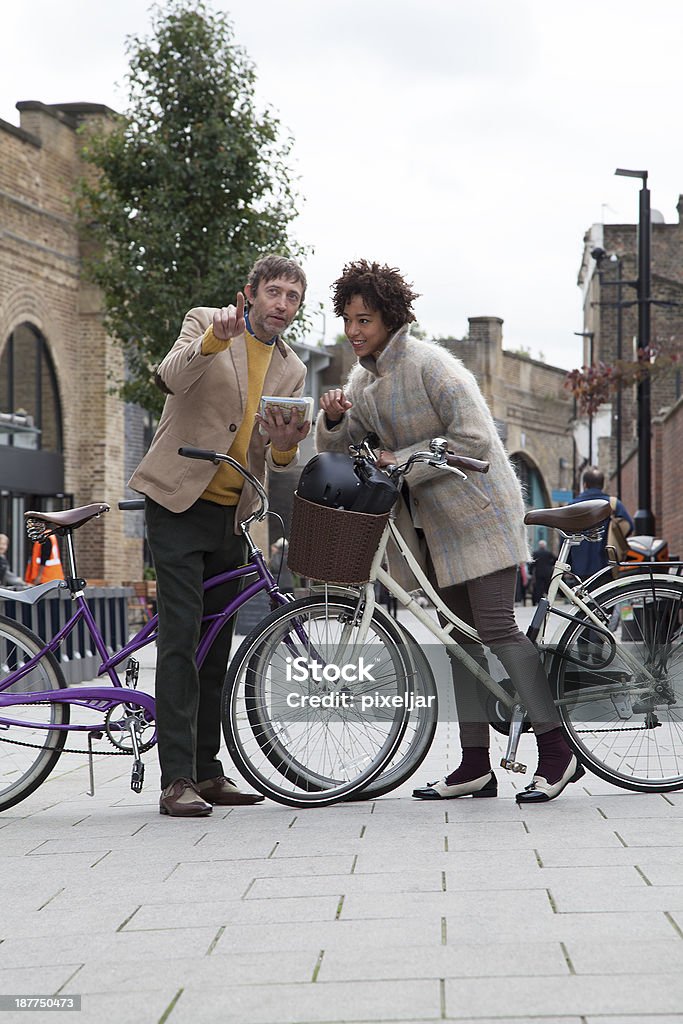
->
0, 101, 144, 584
577, 200, 683, 538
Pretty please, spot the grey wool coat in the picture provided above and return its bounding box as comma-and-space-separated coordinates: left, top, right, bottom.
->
315, 326, 530, 589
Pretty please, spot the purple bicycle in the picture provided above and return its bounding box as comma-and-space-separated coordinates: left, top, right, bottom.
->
0, 448, 299, 811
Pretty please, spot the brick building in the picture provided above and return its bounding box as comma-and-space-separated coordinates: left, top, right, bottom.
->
578, 200, 683, 548
0, 101, 146, 584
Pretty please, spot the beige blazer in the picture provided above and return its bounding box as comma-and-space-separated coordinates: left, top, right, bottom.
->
129, 307, 307, 527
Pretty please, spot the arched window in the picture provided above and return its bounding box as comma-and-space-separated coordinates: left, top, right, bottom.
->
510, 452, 552, 547
0, 323, 63, 452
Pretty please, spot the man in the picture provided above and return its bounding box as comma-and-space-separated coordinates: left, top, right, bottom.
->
530, 539, 556, 604
568, 466, 634, 580
129, 254, 310, 817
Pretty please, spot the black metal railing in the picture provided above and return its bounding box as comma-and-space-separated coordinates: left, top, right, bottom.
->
0, 586, 131, 684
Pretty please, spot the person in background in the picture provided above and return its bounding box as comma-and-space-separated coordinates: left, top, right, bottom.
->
317, 259, 583, 805
514, 561, 529, 605
568, 466, 634, 580
25, 535, 64, 585
530, 539, 556, 604
375, 577, 399, 618
0, 534, 27, 589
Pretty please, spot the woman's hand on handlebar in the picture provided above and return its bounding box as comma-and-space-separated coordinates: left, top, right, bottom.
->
320, 389, 352, 425
375, 449, 398, 469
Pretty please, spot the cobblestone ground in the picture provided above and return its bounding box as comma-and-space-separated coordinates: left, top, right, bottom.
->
1, 605, 683, 1023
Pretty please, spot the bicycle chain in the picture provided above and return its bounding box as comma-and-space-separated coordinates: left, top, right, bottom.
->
0, 734, 132, 755
577, 724, 660, 733
0, 700, 152, 756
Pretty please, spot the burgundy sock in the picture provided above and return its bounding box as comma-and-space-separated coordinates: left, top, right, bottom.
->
445, 747, 491, 786
536, 728, 573, 785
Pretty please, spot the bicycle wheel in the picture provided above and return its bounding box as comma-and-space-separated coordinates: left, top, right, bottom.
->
346, 623, 438, 800
0, 615, 69, 811
549, 574, 683, 792
222, 595, 412, 807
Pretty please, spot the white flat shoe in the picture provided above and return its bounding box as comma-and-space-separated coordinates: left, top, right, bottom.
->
412, 772, 497, 800
515, 756, 585, 804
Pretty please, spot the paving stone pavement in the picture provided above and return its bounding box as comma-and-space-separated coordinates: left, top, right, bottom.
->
1, 604, 683, 1024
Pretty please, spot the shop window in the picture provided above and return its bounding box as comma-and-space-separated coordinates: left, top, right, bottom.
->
0, 324, 63, 452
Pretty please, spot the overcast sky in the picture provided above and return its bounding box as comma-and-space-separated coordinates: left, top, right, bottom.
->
3, 0, 682, 369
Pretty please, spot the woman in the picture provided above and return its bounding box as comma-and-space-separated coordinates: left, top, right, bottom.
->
316, 259, 582, 804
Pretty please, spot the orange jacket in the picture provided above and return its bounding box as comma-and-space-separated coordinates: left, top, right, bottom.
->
25, 536, 64, 584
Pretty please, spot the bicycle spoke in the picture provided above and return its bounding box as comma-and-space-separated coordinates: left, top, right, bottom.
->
223, 597, 411, 805
0, 617, 69, 811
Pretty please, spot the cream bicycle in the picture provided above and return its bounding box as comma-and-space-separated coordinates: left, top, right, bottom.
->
222, 438, 683, 806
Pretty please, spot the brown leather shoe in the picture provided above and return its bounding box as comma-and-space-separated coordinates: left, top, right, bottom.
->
159, 778, 213, 817
196, 775, 265, 806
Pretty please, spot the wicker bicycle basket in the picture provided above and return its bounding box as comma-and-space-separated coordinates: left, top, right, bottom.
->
287, 492, 391, 585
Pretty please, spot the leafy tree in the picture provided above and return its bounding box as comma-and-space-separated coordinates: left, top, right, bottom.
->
78, 0, 307, 414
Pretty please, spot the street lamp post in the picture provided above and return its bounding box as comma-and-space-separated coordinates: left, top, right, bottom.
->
615, 257, 624, 500
614, 167, 654, 536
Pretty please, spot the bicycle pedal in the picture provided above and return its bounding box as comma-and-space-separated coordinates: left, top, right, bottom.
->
500, 757, 527, 773
131, 759, 145, 793
125, 658, 140, 688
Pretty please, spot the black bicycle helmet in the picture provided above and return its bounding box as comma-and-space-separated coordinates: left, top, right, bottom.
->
297, 452, 399, 514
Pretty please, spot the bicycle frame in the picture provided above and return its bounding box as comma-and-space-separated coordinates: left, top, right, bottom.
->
346, 517, 516, 711
0, 549, 290, 728
536, 541, 677, 692
333, 505, 678, 718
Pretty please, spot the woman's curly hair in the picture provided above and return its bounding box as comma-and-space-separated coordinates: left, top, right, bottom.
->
331, 260, 420, 332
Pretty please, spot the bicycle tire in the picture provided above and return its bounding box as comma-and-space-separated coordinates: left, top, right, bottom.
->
346, 622, 438, 800
235, 590, 438, 801
222, 595, 412, 807
243, 605, 418, 796
238, 598, 413, 796
549, 573, 683, 793
0, 614, 69, 811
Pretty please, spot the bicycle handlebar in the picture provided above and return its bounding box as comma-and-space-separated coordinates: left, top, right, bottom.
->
445, 453, 489, 474
177, 447, 269, 526
351, 436, 490, 493
120, 440, 487, 521
119, 449, 270, 529
354, 436, 489, 474
177, 446, 221, 464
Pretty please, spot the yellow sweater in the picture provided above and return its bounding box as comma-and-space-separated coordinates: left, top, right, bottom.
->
200, 326, 297, 505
